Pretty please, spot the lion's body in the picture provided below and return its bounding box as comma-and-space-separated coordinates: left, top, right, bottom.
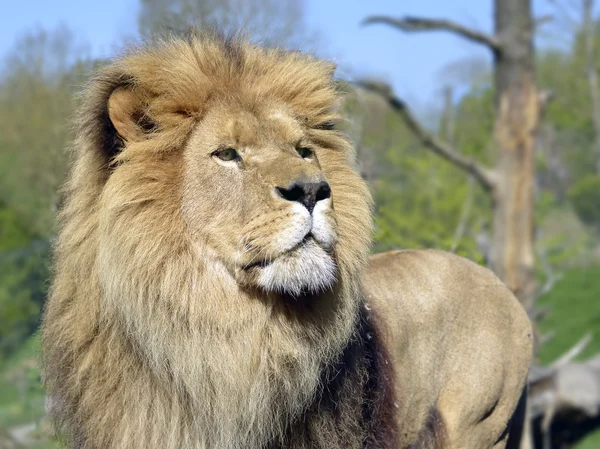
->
41, 33, 532, 449
364, 250, 532, 449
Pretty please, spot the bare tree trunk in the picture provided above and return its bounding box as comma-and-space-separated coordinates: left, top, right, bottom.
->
361, 0, 541, 310
491, 0, 539, 312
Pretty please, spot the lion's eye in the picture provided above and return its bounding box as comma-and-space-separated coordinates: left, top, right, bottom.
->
213, 148, 240, 162
297, 147, 313, 159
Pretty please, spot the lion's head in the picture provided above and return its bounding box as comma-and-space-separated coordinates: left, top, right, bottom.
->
176, 89, 339, 296
43, 33, 373, 449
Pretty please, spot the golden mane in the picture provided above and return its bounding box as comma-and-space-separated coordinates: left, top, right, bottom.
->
42, 33, 377, 449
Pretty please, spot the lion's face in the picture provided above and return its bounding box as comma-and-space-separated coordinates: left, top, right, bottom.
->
182, 103, 338, 296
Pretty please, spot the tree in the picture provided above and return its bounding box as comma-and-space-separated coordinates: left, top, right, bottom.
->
0, 203, 49, 355
138, 0, 314, 49
359, 0, 542, 314
0, 26, 93, 236
547, 0, 600, 174
568, 174, 600, 229
0, 26, 93, 354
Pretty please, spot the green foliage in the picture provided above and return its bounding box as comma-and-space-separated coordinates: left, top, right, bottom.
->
0, 333, 52, 447
0, 204, 32, 252
538, 266, 600, 364
0, 26, 93, 237
452, 86, 495, 163
568, 175, 600, 229
0, 239, 50, 356
537, 34, 600, 183
0, 27, 86, 359
0, 203, 50, 357
368, 86, 493, 262
373, 144, 488, 262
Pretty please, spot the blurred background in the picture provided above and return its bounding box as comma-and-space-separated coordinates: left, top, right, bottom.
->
0, 0, 599, 448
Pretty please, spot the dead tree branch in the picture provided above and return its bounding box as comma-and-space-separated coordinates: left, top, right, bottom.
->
538, 89, 555, 114
356, 81, 497, 191
550, 333, 593, 369
450, 175, 475, 253
536, 238, 562, 298
362, 16, 501, 52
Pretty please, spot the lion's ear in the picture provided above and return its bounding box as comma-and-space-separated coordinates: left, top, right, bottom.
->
107, 86, 151, 143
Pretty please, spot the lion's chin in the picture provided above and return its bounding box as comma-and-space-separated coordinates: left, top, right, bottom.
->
240, 239, 337, 297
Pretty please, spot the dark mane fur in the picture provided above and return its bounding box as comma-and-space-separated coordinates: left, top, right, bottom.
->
273, 303, 400, 449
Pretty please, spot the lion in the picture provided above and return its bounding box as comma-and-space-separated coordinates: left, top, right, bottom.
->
41, 33, 532, 449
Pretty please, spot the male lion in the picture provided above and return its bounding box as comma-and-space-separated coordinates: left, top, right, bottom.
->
42, 33, 532, 449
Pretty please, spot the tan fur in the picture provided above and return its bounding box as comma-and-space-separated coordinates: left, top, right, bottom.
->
364, 250, 533, 449
41, 33, 532, 449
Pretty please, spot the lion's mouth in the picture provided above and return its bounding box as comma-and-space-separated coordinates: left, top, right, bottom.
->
238, 234, 337, 295
242, 234, 316, 271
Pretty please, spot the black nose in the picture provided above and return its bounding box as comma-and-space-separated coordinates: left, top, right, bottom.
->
276, 180, 331, 213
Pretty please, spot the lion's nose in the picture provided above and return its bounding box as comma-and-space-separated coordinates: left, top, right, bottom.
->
276, 180, 331, 213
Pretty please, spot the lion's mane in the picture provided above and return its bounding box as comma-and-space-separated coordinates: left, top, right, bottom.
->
41, 33, 394, 449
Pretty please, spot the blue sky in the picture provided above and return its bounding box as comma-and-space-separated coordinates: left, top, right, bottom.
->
0, 0, 566, 106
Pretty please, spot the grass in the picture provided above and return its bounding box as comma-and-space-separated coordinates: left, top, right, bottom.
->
538, 266, 600, 364
0, 333, 55, 448
0, 266, 599, 448
537, 265, 600, 448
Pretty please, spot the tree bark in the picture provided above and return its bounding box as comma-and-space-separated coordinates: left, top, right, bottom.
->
491, 0, 539, 312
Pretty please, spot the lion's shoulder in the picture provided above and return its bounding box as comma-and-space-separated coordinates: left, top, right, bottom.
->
363, 248, 532, 355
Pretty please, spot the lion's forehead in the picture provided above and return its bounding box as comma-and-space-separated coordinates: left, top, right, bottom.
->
195, 104, 305, 149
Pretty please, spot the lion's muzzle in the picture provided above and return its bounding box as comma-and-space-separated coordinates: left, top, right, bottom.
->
236, 192, 338, 296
